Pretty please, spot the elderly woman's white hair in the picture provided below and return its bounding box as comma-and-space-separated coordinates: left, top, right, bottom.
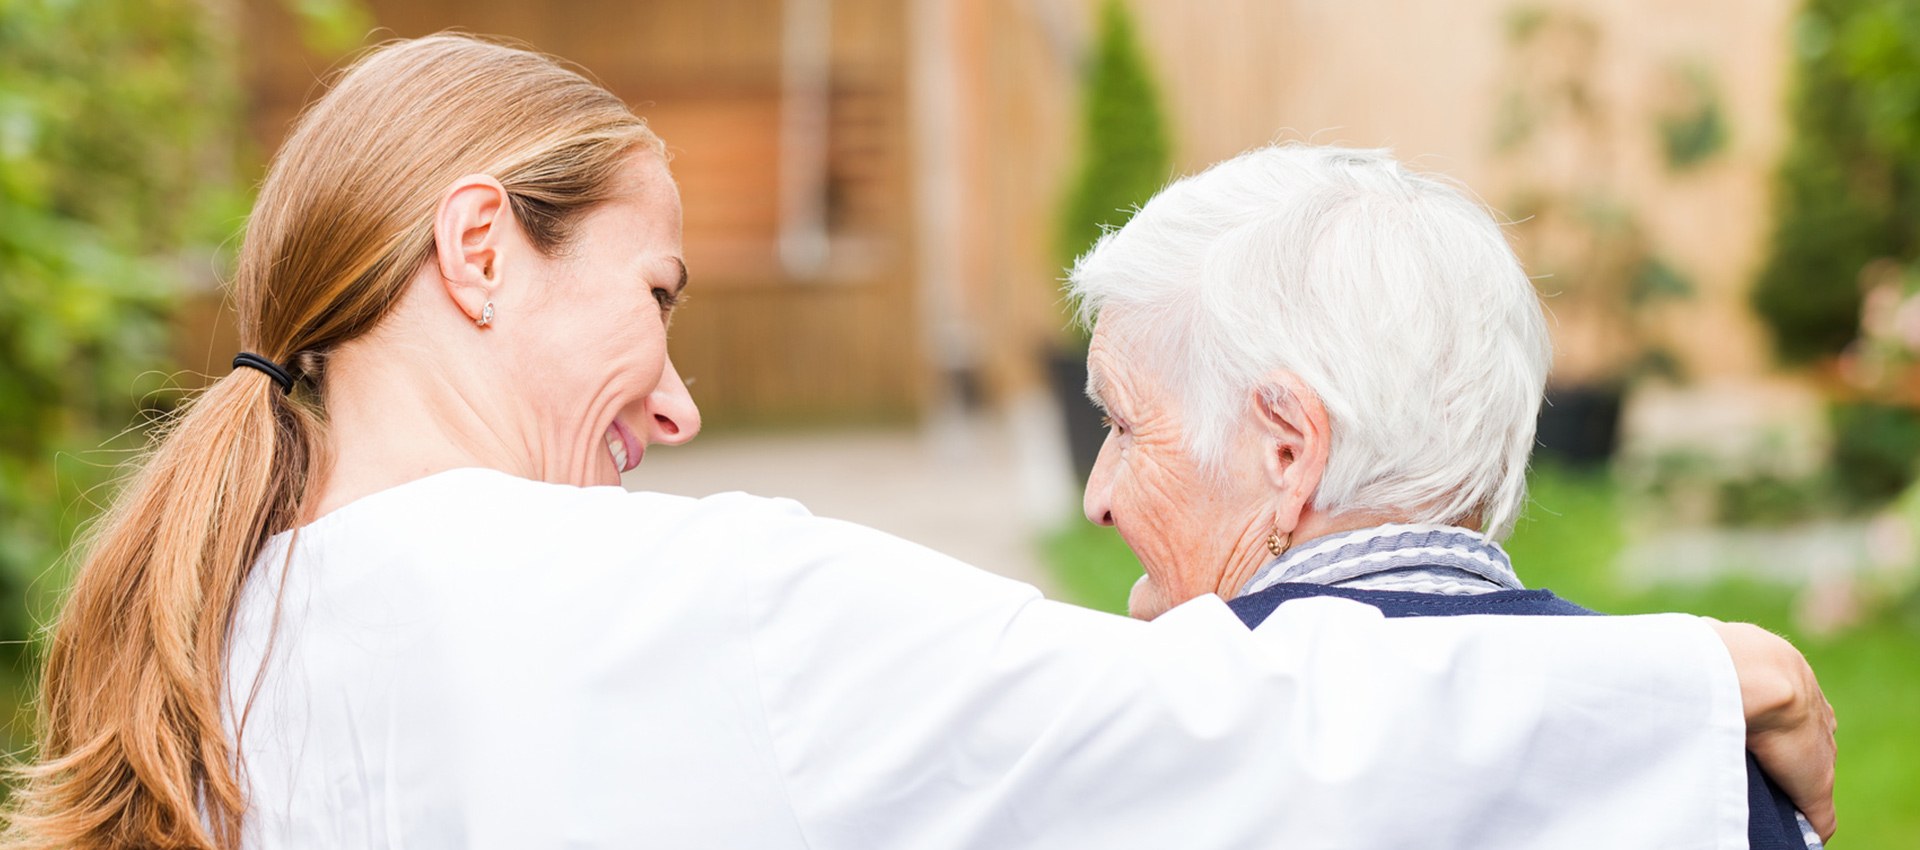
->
1068, 143, 1551, 539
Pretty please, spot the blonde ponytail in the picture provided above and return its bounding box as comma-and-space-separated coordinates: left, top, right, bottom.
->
8, 369, 319, 847
3, 33, 662, 849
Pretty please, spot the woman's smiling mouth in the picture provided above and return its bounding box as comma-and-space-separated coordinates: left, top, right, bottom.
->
603, 419, 643, 473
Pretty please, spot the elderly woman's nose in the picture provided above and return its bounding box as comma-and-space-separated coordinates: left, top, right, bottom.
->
1083, 439, 1118, 527
646, 357, 701, 445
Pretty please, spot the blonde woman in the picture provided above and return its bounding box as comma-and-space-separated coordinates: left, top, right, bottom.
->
5, 35, 1831, 850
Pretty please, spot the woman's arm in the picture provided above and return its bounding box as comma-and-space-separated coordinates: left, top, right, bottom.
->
715, 498, 1801, 848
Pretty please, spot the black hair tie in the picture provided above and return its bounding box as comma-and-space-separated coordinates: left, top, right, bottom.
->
232, 352, 294, 395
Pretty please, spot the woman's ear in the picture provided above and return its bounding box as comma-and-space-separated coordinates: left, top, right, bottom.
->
432, 174, 513, 325
1251, 371, 1331, 531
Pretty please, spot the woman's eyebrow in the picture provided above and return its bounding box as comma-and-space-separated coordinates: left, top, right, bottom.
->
1085, 367, 1113, 413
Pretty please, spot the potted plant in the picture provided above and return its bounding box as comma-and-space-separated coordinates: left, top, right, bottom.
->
1494, 8, 1707, 464
1049, 0, 1172, 481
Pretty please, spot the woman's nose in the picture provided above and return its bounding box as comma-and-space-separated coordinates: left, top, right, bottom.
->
1082, 432, 1118, 527
646, 357, 701, 446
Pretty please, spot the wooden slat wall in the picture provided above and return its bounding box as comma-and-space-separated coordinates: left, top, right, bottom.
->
956, 0, 1798, 392
214, 0, 922, 425
211, 0, 1791, 416
667, 282, 920, 425
941, 0, 1084, 400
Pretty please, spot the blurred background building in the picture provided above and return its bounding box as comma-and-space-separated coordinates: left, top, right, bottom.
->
209, 0, 1795, 423
5, 0, 1919, 841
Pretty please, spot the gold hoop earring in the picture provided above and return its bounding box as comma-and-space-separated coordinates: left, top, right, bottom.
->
1267, 530, 1289, 557
476, 301, 495, 328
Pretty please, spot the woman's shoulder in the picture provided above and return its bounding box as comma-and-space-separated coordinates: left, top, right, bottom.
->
260, 466, 1030, 647
244, 468, 848, 677
256, 468, 847, 626
385, 468, 981, 571
230, 471, 825, 827
305, 467, 818, 555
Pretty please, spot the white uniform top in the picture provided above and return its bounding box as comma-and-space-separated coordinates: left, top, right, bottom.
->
227, 468, 1749, 849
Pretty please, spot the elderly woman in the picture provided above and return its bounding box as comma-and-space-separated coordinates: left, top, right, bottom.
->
6, 36, 1832, 850
1072, 144, 1834, 847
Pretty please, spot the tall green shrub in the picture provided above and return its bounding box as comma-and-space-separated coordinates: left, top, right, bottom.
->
1055, 0, 1173, 291
1754, 0, 1920, 363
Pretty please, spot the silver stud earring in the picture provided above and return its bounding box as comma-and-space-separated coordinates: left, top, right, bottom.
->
476, 301, 495, 328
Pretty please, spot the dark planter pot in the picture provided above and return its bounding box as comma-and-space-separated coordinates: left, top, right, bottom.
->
1535, 385, 1625, 467
1046, 347, 1106, 485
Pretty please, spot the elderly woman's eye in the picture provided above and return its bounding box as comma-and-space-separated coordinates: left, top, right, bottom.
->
652, 287, 681, 310
1100, 415, 1119, 432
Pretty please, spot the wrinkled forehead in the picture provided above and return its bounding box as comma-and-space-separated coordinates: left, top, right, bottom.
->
1087, 303, 1149, 348
1085, 307, 1164, 403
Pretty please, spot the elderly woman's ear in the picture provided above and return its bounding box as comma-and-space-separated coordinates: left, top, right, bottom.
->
1251, 372, 1331, 535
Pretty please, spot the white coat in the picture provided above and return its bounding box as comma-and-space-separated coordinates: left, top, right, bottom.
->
227, 468, 1747, 848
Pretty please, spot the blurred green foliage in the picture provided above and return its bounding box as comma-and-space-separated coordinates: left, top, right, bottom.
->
1829, 400, 1920, 508
1054, 0, 1171, 316
1658, 64, 1730, 171
0, 0, 244, 656
1040, 521, 1139, 616
1618, 404, 1920, 528
0, 0, 373, 765
1507, 467, 1920, 847
1624, 446, 1836, 528
1754, 0, 1920, 363
289, 0, 378, 56
1042, 464, 1920, 845
1494, 9, 1704, 388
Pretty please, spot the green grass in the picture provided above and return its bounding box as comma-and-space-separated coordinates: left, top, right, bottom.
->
1039, 522, 1140, 615
1041, 464, 1920, 846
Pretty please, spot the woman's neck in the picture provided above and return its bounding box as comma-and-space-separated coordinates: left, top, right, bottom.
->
308, 332, 533, 521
